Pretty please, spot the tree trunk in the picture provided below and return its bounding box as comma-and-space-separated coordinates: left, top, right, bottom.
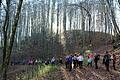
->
2, 0, 10, 71
80, 5, 85, 48
106, 0, 120, 34
63, 0, 67, 52
118, 0, 120, 5
88, 14, 91, 44
56, 1, 59, 36
2, 0, 23, 80
50, 0, 56, 55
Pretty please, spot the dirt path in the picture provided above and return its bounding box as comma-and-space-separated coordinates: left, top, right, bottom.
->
5, 61, 120, 80
60, 64, 120, 80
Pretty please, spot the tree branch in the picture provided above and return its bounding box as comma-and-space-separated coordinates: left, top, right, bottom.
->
1, 2, 7, 12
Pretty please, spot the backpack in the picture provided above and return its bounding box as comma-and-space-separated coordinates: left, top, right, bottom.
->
103, 55, 110, 63
95, 55, 100, 61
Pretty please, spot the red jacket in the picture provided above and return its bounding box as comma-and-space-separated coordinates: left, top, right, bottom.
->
88, 54, 93, 59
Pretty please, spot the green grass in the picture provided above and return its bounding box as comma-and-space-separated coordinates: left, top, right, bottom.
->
83, 58, 88, 66
16, 64, 59, 80
83, 53, 88, 66
38, 64, 58, 75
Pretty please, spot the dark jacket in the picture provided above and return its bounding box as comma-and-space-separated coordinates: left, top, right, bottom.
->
103, 54, 111, 64
94, 54, 100, 61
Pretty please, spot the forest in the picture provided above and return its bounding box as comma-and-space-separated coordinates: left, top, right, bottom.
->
0, 0, 120, 80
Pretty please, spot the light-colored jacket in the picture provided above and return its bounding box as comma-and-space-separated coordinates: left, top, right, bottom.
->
77, 55, 84, 61
73, 56, 77, 60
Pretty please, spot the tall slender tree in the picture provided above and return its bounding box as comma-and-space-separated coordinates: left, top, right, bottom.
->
106, 0, 120, 34
2, 0, 23, 80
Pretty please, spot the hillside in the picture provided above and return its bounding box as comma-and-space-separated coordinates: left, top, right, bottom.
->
0, 30, 113, 62
64, 30, 113, 52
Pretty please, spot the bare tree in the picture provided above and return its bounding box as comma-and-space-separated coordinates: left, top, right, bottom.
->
2, 0, 23, 80
118, 0, 120, 5
106, 0, 120, 34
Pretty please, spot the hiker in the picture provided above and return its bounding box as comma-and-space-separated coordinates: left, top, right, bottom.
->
51, 57, 56, 65
32, 58, 36, 65
65, 55, 69, 69
22, 59, 26, 65
73, 53, 78, 68
28, 59, 34, 65
103, 51, 111, 71
59, 58, 63, 64
76, 54, 79, 67
68, 55, 73, 71
35, 59, 38, 65
112, 54, 117, 70
87, 53, 94, 67
94, 53, 100, 69
77, 53, 84, 68
45, 58, 50, 65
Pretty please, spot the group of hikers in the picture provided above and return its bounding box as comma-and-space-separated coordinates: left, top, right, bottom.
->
11, 58, 42, 65
11, 50, 117, 72
11, 56, 62, 66
65, 50, 117, 72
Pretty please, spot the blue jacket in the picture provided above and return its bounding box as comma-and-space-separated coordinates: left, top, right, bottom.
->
68, 55, 72, 63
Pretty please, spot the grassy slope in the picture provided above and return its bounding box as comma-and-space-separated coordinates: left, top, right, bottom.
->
15, 64, 59, 80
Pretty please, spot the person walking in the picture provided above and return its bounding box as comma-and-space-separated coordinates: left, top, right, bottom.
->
87, 53, 94, 67
51, 57, 55, 65
59, 58, 63, 65
68, 55, 73, 71
65, 55, 69, 69
112, 54, 117, 70
77, 54, 84, 68
94, 53, 100, 69
103, 51, 111, 71
73, 54, 78, 69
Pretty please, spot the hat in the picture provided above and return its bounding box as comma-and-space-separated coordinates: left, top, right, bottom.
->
85, 50, 93, 53
80, 50, 84, 54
